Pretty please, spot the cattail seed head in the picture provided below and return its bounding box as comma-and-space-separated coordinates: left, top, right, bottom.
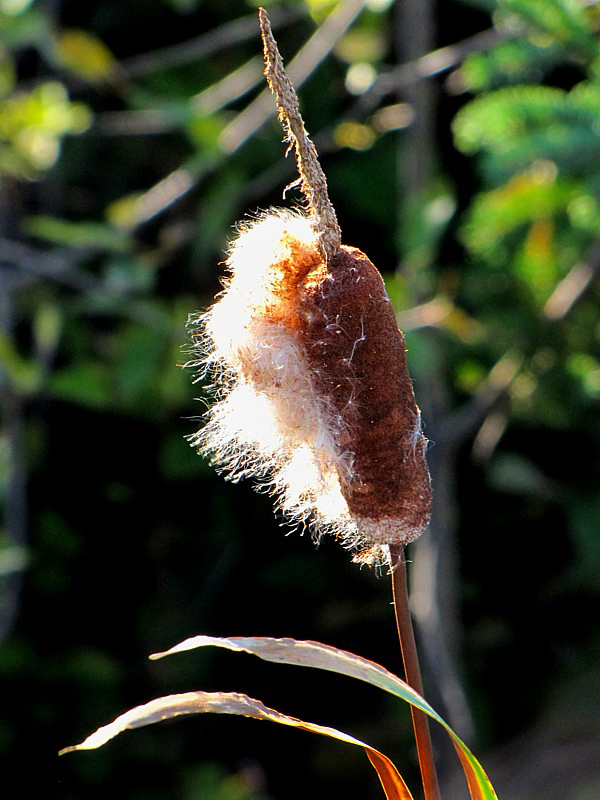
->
189, 209, 431, 565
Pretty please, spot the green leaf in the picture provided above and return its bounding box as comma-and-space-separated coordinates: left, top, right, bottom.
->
185, 112, 225, 155
0, 48, 15, 98
567, 352, 600, 398
54, 29, 117, 83
460, 39, 565, 92
60, 690, 414, 800
0, 333, 41, 393
461, 168, 576, 261
49, 362, 110, 410
453, 83, 600, 182
105, 192, 146, 230
0, 3, 47, 51
487, 452, 556, 497
151, 636, 498, 800
24, 216, 132, 253
0, 80, 91, 175
500, 0, 598, 60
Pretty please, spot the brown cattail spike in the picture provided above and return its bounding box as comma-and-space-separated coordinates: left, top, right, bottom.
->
189, 210, 431, 565
296, 244, 432, 551
189, 14, 432, 565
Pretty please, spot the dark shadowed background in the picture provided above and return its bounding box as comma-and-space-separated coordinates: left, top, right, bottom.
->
1, 1, 600, 798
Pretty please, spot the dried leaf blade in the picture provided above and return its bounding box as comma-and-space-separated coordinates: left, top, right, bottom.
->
60, 689, 413, 800
151, 635, 497, 800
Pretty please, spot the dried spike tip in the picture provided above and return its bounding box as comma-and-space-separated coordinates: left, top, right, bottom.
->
189, 210, 432, 565
258, 7, 341, 262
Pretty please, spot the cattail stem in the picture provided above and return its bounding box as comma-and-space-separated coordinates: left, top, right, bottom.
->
390, 543, 441, 800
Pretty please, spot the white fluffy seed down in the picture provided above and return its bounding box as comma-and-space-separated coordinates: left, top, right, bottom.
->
188, 210, 372, 554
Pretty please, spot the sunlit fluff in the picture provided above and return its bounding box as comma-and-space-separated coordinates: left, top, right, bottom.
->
187, 210, 366, 550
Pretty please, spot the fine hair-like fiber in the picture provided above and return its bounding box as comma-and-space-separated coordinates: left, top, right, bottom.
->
188, 209, 432, 564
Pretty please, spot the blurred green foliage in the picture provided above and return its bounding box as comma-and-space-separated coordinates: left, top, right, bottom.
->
1, 0, 600, 798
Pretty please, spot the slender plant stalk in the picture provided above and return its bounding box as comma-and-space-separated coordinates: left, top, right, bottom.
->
258, 11, 439, 793
390, 543, 441, 800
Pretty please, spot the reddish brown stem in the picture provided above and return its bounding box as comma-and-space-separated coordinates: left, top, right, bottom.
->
390, 543, 441, 800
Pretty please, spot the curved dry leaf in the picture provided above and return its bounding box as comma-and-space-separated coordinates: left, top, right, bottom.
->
151, 636, 497, 800
60, 690, 413, 800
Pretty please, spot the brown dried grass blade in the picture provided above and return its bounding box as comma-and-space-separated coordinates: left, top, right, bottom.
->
60, 690, 414, 800
151, 635, 498, 799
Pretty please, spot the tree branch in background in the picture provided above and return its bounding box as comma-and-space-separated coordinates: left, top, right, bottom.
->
120, 7, 302, 78
544, 238, 600, 321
